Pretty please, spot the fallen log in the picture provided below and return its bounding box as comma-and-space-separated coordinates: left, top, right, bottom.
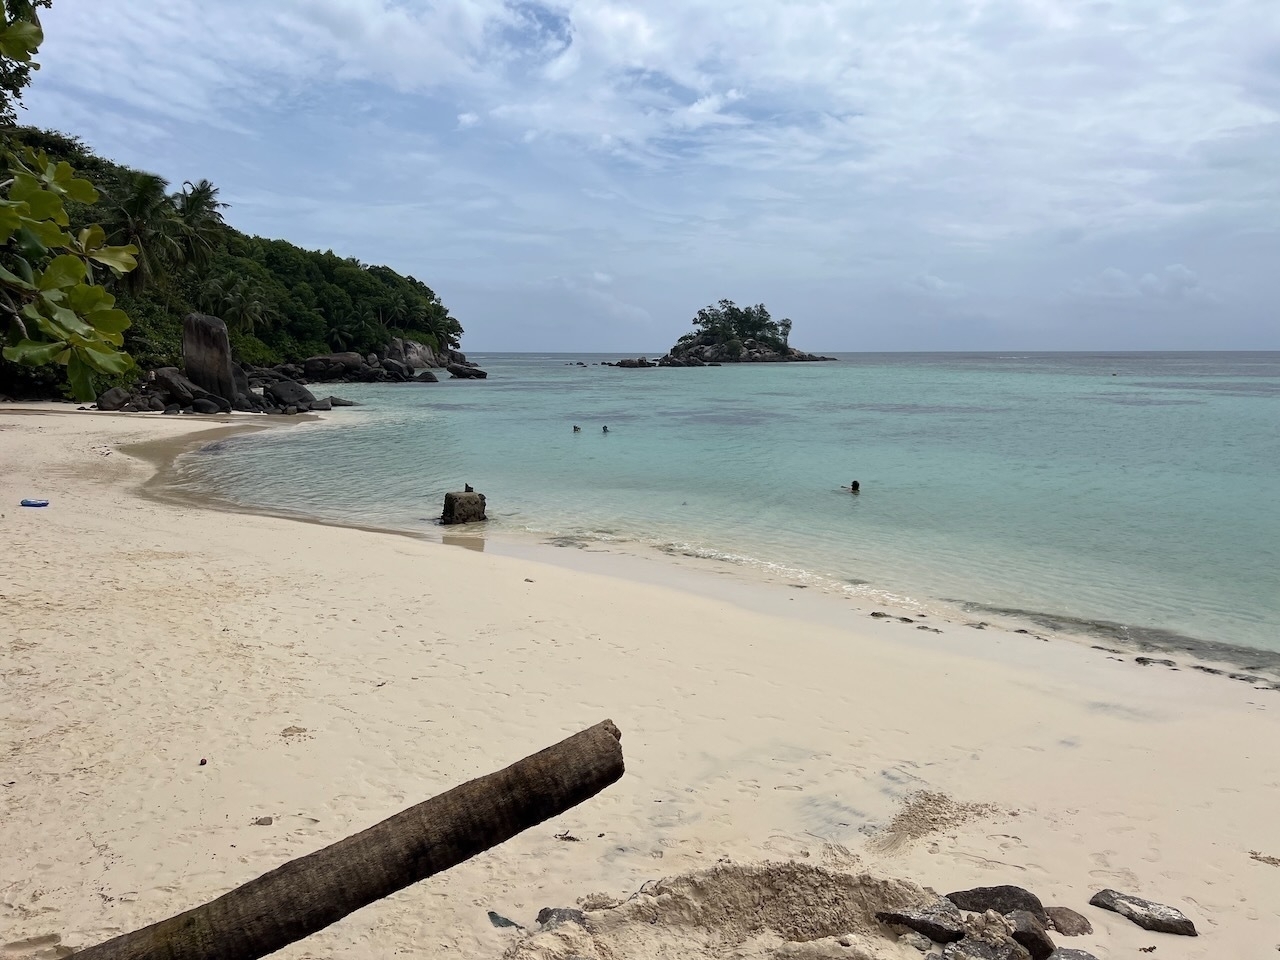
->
74, 720, 624, 960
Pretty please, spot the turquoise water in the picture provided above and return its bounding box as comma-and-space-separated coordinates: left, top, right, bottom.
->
181, 353, 1280, 653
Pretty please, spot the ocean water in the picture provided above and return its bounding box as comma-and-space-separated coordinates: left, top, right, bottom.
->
178, 352, 1280, 654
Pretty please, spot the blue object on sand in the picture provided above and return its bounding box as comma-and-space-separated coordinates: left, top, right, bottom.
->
20, 499, 49, 508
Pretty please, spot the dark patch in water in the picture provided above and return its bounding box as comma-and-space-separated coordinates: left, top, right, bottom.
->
1085, 393, 1205, 406
850, 403, 1010, 415
956, 601, 1280, 677
673, 409, 796, 426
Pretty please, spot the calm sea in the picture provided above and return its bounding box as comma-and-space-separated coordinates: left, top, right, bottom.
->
177, 352, 1280, 655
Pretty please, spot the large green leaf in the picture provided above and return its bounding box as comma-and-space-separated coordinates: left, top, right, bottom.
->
78, 342, 134, 376
62, 177, 99, 205
14, 224, 50, 260
47, 301, 95, 338
86, 309, 131, 341
88, 244, 139, 273
64, 282, 115, 316
0, 21, 43, 61
2, 339, 65, 366
37, 255, 87, 291
0, 262, 35, 291
76, 224, 107, 251
21, 218, 73, 249
0, 202, 24, 243
65, 351, 95, 402
10, 174, 69, 224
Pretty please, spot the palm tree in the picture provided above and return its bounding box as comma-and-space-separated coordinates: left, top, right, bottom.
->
102, 171, 183, 294
174, 179, 227, 270
199, 274, 274, 335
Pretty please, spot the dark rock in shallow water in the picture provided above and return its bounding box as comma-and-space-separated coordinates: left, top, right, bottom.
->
947, 887, 1048, 925
1009, 910, 1055, 960
96, 386, 131, 411
876, 901, 966, 942
308, 398, 332, 411
441, 490, 486, 525
1088, 889, 1196, 936
942, 938, 1031, 960
265, 379, 316, 410
327, 396, 356, 407
536, 907, 586, 929
1044, 907, 1092, 937
447, 362, 488, 379
415, 370, 439, 382
183, 313, 238, 403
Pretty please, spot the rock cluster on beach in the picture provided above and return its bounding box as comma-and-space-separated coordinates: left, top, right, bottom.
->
506, 870, 1197, 960
93, 314, 488, 415
606, 330, 836, 367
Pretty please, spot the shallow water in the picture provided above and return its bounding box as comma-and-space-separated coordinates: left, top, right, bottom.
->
179, 352, 1280, 652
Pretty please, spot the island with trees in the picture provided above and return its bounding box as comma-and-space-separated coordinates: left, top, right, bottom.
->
608, 299, 836, 367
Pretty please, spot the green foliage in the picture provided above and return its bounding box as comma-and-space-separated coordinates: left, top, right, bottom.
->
0, 0, 51, 126
689, 299, 793, 351
0, 147, 140, 399
2, 127, 463, 394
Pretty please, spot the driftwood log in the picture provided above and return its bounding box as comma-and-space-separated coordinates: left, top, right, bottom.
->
74, 720, 624, 960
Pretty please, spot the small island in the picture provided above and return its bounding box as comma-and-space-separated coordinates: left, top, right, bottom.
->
608, 299, 836, 367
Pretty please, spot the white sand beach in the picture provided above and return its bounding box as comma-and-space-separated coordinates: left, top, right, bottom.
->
2, 407, 1279, 959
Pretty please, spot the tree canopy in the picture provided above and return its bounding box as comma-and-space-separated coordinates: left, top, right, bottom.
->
683, 299, 792, 351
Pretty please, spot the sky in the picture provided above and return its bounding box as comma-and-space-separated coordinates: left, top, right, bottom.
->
19, 0, 1280, 351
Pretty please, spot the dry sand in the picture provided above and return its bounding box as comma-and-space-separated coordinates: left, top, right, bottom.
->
2, 406, 1279, 959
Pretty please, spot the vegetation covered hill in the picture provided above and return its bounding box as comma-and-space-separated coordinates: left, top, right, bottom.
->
0, 125, 462, 397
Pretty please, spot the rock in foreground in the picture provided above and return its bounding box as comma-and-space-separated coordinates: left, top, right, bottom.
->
1088, 889, 1196, 936
946, 887, 1049, 926
441, 491, 486, 525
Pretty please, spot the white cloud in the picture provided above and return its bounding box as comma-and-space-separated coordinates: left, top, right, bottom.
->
19, 0, 1280, 349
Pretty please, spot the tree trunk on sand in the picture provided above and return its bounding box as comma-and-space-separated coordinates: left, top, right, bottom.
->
73, 720, 624, 960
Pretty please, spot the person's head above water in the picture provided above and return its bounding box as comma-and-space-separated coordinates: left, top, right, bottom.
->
850, 480, 860, 492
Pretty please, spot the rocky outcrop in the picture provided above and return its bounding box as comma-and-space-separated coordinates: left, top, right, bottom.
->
605, 330, 837, 367
441, 490, 486, 524
182, 313, 238, 402
414, 370, 439, 383
947, 888, 1049, 926
265, 379, 316, 409
1088, 889, 1196, 936
447, 362, 488, 379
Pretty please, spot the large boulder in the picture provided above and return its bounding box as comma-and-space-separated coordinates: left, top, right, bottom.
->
380, 358, 412, 381
183, 313, 237, 402
947, 888, 1048, 926
441, 490, 486, 525
414, 370, 439, 383
876, 900, 966, 943
1087, 889, 1196, 936
402, 339, 438, 368
152, 367, 231, 411
96, 386, 131, 411
447, 363, 488, 380
303, 353, 366, 381
265, 379, 316, 410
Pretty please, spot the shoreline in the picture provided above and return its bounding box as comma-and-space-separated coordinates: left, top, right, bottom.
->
4, 406, 1279, 959
154, 409, 1280, 685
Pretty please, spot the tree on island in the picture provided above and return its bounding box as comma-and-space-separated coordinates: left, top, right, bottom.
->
679, 299, 793, 355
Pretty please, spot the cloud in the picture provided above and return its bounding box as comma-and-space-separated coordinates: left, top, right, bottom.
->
17, 0, 1280, 349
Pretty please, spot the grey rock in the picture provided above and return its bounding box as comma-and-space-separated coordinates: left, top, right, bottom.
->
265, 379, 316, 409
183, 313, 238, 402
1044, 907, 1092, 937
402, 339, 438, 368
441, 490, 487, 525
941, 938, 1031, 960
308, 398, 332, 411
1009, 910, 1055, 960
947, 887, 1049, 926
536, 907, 587, 929
96, 386, 131, 411
147, 395, 167, 411
486, 910, 522, 930
1088, 889, 1196, 936
380, 357, 412, 380
415, 370, 439, 383
153, 366, 230, 410
232, 362, 251, 399
876, 900, 965, 943
1046, 951, 1100, 960
162, 404, 180, 415
898, 931, 934, 952
121, 403, 139, 413
447, 362, 488, 379
327, 396, 356, 407
191, 398, 222, 414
